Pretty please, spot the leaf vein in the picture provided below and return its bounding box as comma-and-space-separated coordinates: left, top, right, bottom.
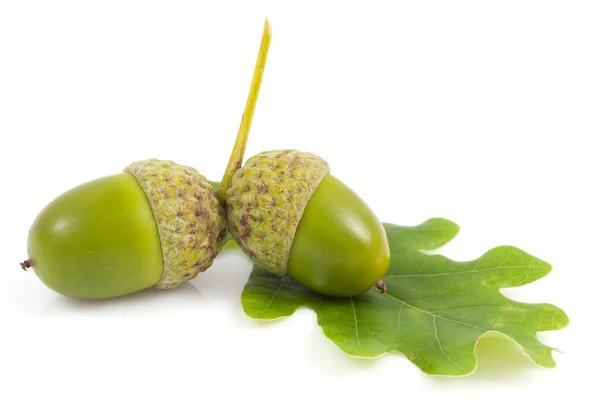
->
350, 298, 363, 351
397, 303, 404, 333
258, 279, 284, 319
433, 317, 467, 373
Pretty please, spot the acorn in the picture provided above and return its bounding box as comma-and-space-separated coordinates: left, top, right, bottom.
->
209, 21, 389, 298
21, 18, 273, 300
222, 150, 390, 297
22, 160, 227, 299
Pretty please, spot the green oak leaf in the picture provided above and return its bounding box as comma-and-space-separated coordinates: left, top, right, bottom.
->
241, 218, 569, 376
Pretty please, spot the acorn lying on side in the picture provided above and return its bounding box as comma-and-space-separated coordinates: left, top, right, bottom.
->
223, 150, 390, 298
21, 19, 272, 300
22, 160, 227, 299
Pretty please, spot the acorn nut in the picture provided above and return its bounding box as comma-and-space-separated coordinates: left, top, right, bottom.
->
22, 18, 273, 300
214, 21, 389, 298
22, 159, 227, 299
225, 150, 391, 297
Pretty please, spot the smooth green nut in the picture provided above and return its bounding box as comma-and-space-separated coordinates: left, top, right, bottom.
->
226, 150, 390, 297
26, 159, 227, 299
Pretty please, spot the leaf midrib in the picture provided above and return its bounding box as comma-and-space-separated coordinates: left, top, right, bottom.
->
386, 264, 548, 278
382, 291, 487, 333
380, 291, 554, 346
430, 305, 568, 325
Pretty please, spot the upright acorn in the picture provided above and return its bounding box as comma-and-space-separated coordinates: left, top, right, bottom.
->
211, 21, 389, 298
23, 160, 227, 299
224, 150, 390, 297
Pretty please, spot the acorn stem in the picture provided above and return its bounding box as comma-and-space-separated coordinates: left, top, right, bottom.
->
217, 17, 272, 203
375, 279, 387, 294
20, 258, 33, 271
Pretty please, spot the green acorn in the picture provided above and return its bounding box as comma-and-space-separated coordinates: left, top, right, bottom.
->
223, 150, 390, 297
211, 20, 389, 298
22, 160, 227, 299
21, 18, 273, 300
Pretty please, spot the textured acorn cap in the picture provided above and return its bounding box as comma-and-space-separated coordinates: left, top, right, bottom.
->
125, 159, 227, 289
225, 150, 330, 276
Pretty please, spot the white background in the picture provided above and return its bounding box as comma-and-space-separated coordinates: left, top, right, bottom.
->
0, 1, 597, 399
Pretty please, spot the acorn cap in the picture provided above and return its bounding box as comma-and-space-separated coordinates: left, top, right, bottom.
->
125, 159, 227, 289
225, 150, 330, 276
